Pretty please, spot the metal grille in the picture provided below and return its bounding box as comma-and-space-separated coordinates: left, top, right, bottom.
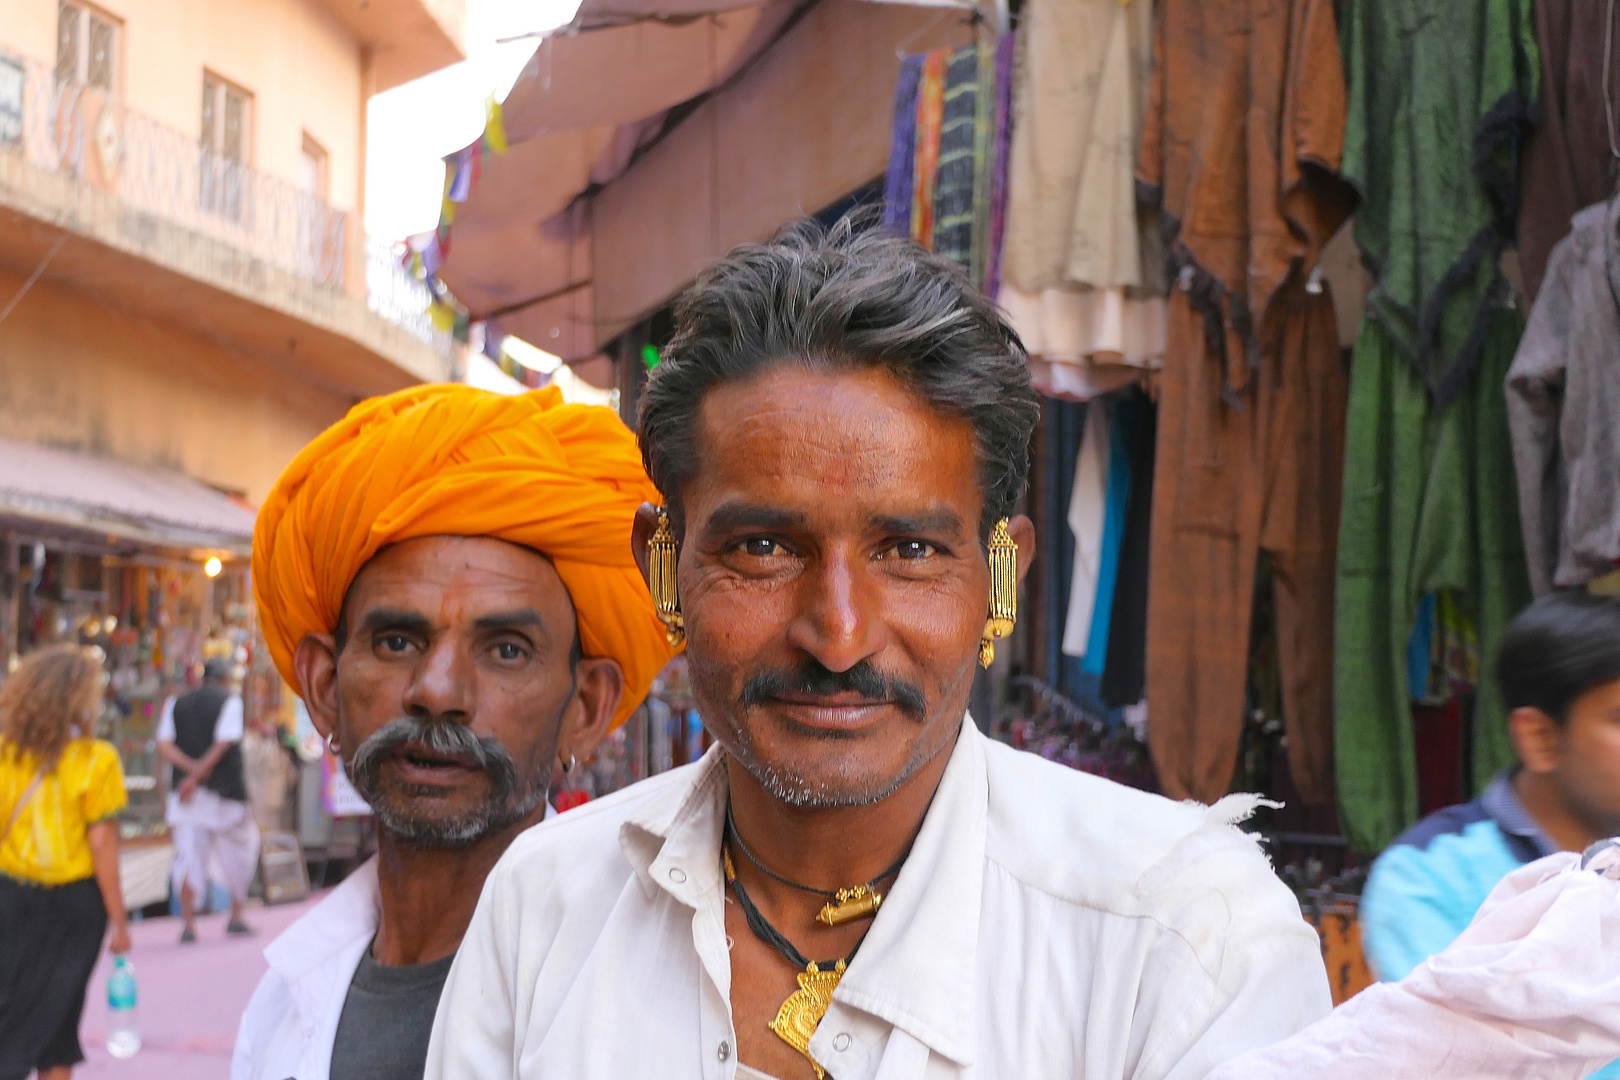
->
55, 1, 79, 84
4, 46, 451, 359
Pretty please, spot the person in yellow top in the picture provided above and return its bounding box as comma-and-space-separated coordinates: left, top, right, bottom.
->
0, 643, 131, 1080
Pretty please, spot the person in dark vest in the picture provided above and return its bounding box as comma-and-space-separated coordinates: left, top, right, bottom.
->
157, 657, 259, 943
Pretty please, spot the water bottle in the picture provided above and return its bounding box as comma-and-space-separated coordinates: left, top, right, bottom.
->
106, 955, 140, 1058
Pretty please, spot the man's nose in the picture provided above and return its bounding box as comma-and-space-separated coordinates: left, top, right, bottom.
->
784, 551, 888, 673
401, 637, 475, 723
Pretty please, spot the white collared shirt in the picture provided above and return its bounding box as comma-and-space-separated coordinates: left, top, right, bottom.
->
232, 807, 556, 1080
425, 717, 1331, 1080
232, 857, 381, 1080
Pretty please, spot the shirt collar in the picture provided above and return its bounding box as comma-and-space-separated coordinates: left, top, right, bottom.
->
1481, 767, 1562, 859
263, 856, 381, 986
617, 714, 987, 1067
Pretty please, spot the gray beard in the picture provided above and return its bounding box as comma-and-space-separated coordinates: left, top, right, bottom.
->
347, 716, 547, 848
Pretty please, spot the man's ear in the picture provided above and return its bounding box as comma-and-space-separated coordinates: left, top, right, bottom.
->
1509, 706, 1565, 775
631, 502, 662, 587
559, 657, 625, 766
294, 633, 341, 742
1008, 514, 1037, 586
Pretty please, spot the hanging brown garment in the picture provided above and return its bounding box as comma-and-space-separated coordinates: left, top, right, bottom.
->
1518, 0, 1620, 303
1137, 0, 1353, 804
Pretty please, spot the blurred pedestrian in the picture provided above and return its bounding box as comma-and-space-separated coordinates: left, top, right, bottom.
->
0, 644, 131, 1080
157, 656, 259, 942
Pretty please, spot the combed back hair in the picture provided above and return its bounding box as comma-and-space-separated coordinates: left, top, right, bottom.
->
1496, 592, 1620, 723
637, 215, 1038, 540
0, 644, 105, 765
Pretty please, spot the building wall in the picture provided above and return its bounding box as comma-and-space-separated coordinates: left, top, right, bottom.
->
6, 0, 364, 212
0, 266, 353, 504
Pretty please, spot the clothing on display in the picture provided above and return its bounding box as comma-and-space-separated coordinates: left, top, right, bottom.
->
1335, 0, 1537, 853
1335, 311, 1530, 853
1341, 0, 1539, 408
1147, 282, 1346, 807
1061, 400, 1109, 657
999, 0, 1165, 395
1100, 391, 1156, 708
1081, 395, 1136, 677
1137, 0, 1350, 807
1517, 0, 1620, 302
1507, 200, 1620, 596
883, 38, 1015, 291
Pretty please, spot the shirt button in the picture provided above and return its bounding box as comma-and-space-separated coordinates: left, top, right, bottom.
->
669, 868, 687, 883
717, 1040, 732, 1061
833, 1033, 851, 1052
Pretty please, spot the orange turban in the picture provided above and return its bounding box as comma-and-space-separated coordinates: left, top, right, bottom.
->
252, 384, 677, 729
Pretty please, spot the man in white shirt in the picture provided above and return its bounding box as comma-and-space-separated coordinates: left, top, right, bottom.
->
427, 220, 1332, 1080
157, 657, 259, 943
230, 385, 679, 1080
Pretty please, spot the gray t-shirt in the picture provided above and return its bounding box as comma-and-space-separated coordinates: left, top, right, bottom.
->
329, 944, 456, 1080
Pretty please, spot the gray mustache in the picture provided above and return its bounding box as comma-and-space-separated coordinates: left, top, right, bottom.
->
348, 716, 518, 795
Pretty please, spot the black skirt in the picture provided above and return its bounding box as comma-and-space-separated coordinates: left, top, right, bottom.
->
0, 874, 108, 1080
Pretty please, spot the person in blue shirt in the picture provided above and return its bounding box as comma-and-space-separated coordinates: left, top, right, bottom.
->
1362, 590, 1620, 997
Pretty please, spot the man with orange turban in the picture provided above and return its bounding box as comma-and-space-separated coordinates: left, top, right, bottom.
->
231, 384, 677, 1080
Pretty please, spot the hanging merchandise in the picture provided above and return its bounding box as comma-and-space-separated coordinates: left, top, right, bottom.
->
1517, 0, 1620, 303
999, 0, 1166, 402
1061, 399, 1110, 657
1136, 0, 1352, 809
1081, 395, 1136, 677
1507, 199, 1620, 596
1100, 388, 1156, 709
882, 35, 1017, 293
1334, 0, 1538, 853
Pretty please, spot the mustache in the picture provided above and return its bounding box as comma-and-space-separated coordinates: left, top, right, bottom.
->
740, 658, 928, 720
347, 716, 518, 796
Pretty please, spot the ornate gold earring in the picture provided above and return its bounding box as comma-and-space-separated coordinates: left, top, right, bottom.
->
980, 518, 1017, 668
649, 507, 685, 647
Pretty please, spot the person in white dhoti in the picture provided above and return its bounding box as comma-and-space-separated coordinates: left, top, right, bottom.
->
426, 220, 1332, 1080
157, 657, 260, 943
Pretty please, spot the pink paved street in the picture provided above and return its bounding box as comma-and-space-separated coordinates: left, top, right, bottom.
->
75, 893, 327, 1080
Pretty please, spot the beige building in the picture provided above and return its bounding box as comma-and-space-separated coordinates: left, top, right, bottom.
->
0, 0, 464, 825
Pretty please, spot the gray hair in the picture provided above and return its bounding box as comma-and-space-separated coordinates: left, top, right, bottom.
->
637, 216, 1038, 540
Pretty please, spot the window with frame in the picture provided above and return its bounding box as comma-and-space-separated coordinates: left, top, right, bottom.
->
56, 1, 120, 91
199, 73, 252, 220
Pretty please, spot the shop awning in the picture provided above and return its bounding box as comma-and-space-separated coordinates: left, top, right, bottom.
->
437, 0, 980, 368
0, 437, 258, 555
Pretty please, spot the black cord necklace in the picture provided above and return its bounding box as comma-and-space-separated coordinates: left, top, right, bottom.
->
723, 846, 867, 1080
725, 801, 909, 926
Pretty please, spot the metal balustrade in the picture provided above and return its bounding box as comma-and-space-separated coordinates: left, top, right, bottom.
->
0, 48, 450, 358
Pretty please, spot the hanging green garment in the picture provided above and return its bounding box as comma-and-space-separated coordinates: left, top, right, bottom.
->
1335, 0, 1539, 853
1341, 0, 1539, 406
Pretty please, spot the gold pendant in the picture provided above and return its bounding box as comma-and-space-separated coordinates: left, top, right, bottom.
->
768, 959, 845, 1080
815, 884, 882, 927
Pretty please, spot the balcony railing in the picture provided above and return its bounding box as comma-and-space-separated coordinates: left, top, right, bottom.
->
1, 49, 449, 358
366, 238, 452, 357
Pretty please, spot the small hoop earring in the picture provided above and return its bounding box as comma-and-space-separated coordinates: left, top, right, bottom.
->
561, 752, 577, 775
326, 732, 342, 758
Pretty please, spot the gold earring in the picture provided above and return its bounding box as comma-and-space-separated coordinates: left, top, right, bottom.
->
649, 507, 685, 647
979, 518, 1017, 668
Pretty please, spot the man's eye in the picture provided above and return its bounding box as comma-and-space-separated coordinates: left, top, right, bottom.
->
379, 634, 412, 653
493, 642, 526, 661
888, 541, 937, 560
741, 538, 782, 557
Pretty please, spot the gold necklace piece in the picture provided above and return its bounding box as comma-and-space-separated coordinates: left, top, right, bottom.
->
815, 884, 882, 927
768, 959, 846, 1080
